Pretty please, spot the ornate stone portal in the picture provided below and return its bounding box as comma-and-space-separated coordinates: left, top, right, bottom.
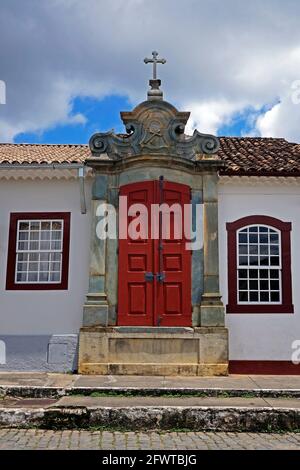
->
78, 52, 228, 375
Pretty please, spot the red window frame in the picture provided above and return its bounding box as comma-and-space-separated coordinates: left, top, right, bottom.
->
226, 215, 293, 314
6, 212, 71, 290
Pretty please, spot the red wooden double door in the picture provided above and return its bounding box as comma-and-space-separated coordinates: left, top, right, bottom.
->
118, 180, 191, 326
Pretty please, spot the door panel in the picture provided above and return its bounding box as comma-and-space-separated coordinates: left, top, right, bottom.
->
156, 181, 191, 326
118, 181, 155, 326
118, 180, 191, 326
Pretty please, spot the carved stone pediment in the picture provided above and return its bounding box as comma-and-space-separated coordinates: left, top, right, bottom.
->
89, 99, 219, 160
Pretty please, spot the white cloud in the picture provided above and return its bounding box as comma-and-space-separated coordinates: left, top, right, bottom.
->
0, 0, 299, 142
256, 95, 300, 142
185, 100, 244, 135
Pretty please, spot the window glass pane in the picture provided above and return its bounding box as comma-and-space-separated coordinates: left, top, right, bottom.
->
270, 270, 279, 279
249, 245, 258, 255
238, 269, 247, 278
270, 245, 279, 255
270, 256, 280, 266
260, 292, 269, 302
270, 233, 279, 242
260, 245, 269, 255
239, 291, 248, 302
249, 280, 258, 290
239, 280, 248, 290
260, 280, 269, 290
249, 292, 259, 302
249, 234, 258, 243
41, 231, 51, 240
40, 241, 51, 250
239, 245, 248, 254
237, 224, 281, 305
28, 272, 38, 282
239, 233, 247, 243
30, 221, 40, 230
249, 256, 258, 265
271, 292, 280, 302
41, 222, 51, 230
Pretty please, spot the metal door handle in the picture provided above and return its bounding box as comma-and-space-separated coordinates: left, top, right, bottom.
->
145, 272, 155, 282
156, 272, 165, 283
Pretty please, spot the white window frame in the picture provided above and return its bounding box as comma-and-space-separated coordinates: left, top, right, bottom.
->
236, 224, 282, 305
15, 219, 64, 284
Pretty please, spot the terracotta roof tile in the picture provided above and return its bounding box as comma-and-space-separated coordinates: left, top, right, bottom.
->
0, 143, 90, 165
0, 137, 299, 176
218, 137, 300, 176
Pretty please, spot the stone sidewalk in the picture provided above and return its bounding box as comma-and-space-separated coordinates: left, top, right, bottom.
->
1, 372, 300, 397
1, 429, 300, 450
1, 372, 300, 433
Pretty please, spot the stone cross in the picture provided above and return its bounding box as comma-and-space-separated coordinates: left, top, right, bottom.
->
144, 51, 166, 80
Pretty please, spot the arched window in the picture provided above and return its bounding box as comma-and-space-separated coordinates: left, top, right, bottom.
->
226, 216, 293, 313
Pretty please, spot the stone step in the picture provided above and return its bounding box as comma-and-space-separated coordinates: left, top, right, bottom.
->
1, 396, 300, 431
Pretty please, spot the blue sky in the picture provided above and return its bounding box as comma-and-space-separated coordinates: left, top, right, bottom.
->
14, 95, 132, 145
14, 96, 276, 145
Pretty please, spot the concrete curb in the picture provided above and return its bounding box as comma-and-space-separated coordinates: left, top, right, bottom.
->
1, 385, 300, 399
0, 405, 300, 431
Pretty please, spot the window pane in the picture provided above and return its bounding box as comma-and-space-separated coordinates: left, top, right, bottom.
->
16, 272, 27, 282
239, 291, 248, 302
259, 234, 268, 243
249, 256, 258, 266
270, 245, 279, 255
41, 222, 51, 230
239, 233, 248, 243
249, 292, 258, 302
249, 245, 258, 255
50, 272, 60, 282
270, 270, 279, 279
237, 224, 282, 305
260, 245, 269, 255
28, 272, 38, 282
260, 280, 269, 290
239, 245, 248, 255
41, 231, 51, 240
30, 221, 40, 230
260, 270, 268, 279
249, 280, 258, 290
52, 221, 62, 230
270, 256, 280, 266
271, 292, 280, 302
249, 234, 258, 243
239, 280, 248, 290
260, 292, 269, 302
238, 269, 247, 278
40, 241, 51, 250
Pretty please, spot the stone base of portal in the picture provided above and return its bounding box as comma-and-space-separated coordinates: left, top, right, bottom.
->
78, 327, 228, 376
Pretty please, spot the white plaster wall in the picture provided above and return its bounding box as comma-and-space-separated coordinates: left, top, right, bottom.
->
0, 177, 92, 335
219, 178, 300, 360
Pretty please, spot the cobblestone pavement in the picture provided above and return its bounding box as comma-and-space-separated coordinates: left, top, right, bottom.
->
0, 429, 300, 450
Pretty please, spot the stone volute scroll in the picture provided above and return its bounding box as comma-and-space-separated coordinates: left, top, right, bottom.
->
89, 52, 219, 161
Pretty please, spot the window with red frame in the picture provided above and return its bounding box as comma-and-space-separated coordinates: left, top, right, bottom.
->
6, 212, 70, 290
226, 215, 293, 314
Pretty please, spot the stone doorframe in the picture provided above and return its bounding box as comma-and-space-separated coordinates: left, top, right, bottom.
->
82, 154, 225, 329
